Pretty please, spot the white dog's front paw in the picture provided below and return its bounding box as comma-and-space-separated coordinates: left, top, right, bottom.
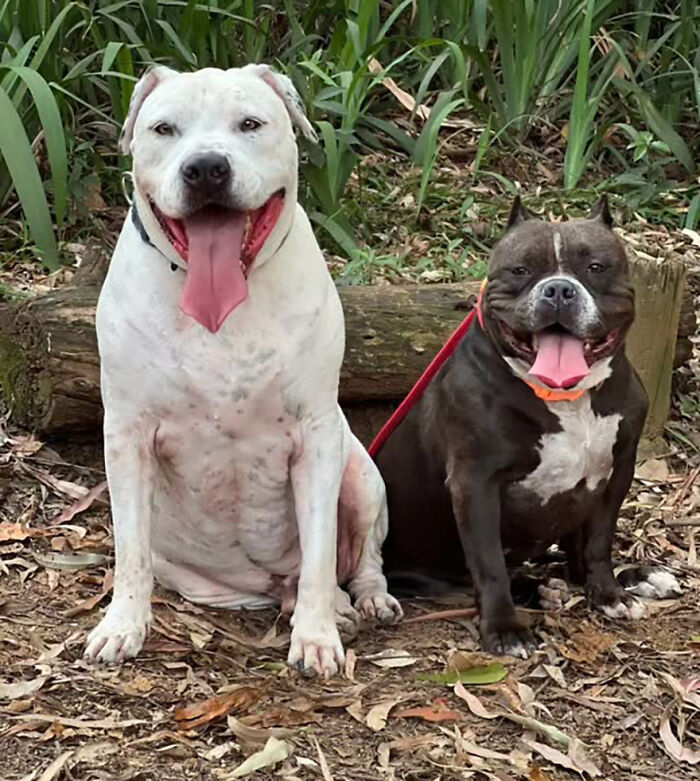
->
355, 591, 404, 624
288, 618, 345, 679
84, 604, 151, 663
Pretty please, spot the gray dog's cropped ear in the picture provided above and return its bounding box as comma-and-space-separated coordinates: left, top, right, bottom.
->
506, 195, 531, 230
119, 66, 178, 155
243, 64, 318, 143
588, 195, 613, 228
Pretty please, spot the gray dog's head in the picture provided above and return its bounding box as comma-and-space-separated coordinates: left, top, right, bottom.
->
482, 197, 634, 390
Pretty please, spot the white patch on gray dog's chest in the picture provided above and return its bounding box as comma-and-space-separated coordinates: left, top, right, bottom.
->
519, 395, 621, 504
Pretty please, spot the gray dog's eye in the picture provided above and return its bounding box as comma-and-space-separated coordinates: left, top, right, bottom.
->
240, 118, 263, 132
588, 262, 607, 273
153, 122, 174, 136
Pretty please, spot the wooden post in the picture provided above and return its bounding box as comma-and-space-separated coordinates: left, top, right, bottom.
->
626, 251, 686, 438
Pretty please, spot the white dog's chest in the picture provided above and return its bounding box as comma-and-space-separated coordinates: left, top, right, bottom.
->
101, 301, 309, 568
153, 416, 297, 563
518, 396, 622, 504
151, 341, 297, 515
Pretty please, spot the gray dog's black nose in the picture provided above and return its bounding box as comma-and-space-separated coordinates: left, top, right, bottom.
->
182, 153, 231, 191
542, 279, 577, 304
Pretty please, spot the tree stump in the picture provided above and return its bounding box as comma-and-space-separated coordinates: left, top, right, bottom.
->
626, 253, 687, 436
0, 250, 688, 444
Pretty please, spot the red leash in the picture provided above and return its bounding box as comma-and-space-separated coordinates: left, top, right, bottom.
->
367, 283, 486, 459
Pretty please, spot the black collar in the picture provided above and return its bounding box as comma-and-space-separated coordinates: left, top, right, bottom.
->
131, 200, 180, 272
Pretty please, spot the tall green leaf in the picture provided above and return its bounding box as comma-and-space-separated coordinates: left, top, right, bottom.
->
4, 65, 68, 227
0, 85, 59, 268
564, 0, 596, 189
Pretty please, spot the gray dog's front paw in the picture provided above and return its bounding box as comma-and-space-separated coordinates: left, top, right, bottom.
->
481, 620, 536, 659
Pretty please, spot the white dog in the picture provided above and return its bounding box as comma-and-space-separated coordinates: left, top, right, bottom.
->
86, 65, 401, 677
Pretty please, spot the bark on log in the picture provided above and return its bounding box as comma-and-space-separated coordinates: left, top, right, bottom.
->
0, 251, 686, 443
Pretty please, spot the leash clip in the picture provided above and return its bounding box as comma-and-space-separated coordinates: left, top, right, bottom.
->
121, 171, 134, 205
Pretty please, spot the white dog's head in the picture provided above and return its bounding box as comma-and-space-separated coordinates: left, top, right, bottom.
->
120, 65, 317, 332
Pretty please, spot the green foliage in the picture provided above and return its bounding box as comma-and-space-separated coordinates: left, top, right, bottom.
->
0, 0, 697, 268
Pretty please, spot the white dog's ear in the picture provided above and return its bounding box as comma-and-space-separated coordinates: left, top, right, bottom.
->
243, 64, 318, 143
119, 66, 178, 155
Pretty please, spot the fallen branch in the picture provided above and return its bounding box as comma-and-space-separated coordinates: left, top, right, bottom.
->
403, 607, 478, 625
665, 518, 700, 528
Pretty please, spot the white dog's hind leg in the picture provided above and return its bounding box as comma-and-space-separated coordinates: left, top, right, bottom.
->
341, 438, 403, 625
333, 586, 361, 640
84, 417, 156, 663
288, 407, 347, 678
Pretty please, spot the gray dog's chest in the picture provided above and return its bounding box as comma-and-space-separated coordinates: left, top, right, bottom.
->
517, 396, 622, 505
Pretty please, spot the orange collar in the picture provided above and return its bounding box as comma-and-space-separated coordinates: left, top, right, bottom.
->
523, 382, 585, 402
476, 279, 586, 404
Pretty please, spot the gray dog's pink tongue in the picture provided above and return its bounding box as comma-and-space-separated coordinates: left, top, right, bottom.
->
180, 210, 247, 333
529, 332, 590, 389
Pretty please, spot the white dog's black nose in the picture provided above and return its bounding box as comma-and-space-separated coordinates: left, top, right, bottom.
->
542, 278, 577, 305
182, 153, 231, 191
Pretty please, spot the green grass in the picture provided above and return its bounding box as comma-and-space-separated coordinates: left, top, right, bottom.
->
320, 156, 699, 284
0, 0, 698, 270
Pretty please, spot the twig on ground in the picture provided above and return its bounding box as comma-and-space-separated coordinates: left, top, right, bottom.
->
665, 518, 700, 527
403, 608, 478, 625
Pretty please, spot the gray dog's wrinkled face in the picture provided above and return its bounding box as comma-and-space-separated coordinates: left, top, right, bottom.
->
483, 198, 635, 390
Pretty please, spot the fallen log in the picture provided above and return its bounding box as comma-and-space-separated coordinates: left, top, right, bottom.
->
0, 250, 687, 443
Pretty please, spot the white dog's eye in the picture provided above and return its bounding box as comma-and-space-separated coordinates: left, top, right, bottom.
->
240, 118, 263, 133
153, 122, 174, 136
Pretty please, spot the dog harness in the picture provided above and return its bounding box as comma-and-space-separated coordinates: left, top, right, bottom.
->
368, 280, 585, 458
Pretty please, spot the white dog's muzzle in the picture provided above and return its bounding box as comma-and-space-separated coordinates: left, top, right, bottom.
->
130, 183, 290, 333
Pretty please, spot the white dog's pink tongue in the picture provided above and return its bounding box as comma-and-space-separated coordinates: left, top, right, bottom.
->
180, 210, 247, 333
529, 332, 590, 389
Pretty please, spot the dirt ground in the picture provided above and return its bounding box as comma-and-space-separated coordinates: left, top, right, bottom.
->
1, 196, 699, 779
1, 404, 699, 781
